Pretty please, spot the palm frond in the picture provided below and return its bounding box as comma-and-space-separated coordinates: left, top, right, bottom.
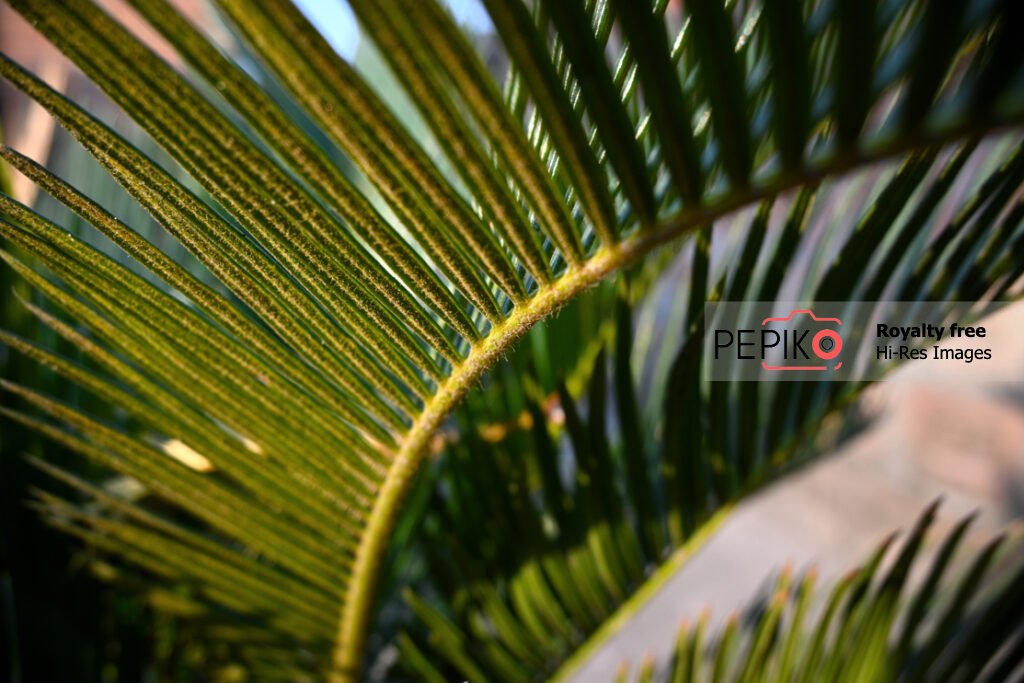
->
608, 504, 1024, 683
0, 0, 1022, 680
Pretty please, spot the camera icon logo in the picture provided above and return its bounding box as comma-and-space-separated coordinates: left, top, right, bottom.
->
760, 309, 843, 371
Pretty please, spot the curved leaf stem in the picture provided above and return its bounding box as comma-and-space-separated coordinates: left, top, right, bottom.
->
331, 118, 1024, 680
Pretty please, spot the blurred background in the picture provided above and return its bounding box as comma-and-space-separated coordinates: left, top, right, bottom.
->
2, 1, 1023, 682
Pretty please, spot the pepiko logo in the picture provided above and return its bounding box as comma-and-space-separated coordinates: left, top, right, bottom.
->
706, 301, 1013, 383
713, 309, 843, 372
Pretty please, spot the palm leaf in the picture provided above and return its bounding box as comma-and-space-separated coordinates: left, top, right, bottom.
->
610, 504, 1024, 683
0, 0, 1023, 680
